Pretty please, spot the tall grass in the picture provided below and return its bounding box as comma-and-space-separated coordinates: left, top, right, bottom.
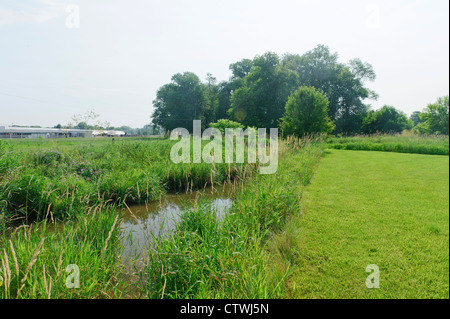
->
0, 137, 258, 225
0, 202, 124, 299
140, 136, 324, 298
0, 136, 263, 299
325, 133, 449, 155
2, 133, 447, 299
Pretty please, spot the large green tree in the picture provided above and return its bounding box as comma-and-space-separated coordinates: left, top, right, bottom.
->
229, 58, 254, 79
228, 52, 299, 128
361, 105, 411, 134
213, 58, 254, 121
414, 96, 449, 135
282, 45, 377, 134
410, 111, 423, 127
280, 86, 334, 137
151, 72, 207, 132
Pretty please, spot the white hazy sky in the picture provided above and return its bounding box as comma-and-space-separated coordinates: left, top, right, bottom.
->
0, 0, 448, 128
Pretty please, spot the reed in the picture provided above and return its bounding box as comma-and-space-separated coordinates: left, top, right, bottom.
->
1, 134, 447, 299
142, 137, 324, 298
0, 137, 258, 224
0, 203, 124, 299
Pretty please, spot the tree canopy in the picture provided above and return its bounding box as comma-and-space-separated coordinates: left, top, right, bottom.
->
228, 52, 299, 128
361, 105, 411, 134
149, 45, 447, 137
282, 45, 377, 134
151, 72, 207, 133
414, 96, 449, 135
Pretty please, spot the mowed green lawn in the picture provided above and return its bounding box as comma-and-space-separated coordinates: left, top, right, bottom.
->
285, 149, 449, 298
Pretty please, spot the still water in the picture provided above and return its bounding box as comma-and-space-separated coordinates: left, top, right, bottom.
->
120, 183, 238, 259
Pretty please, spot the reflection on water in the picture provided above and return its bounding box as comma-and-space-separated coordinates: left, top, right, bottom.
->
120, 184, 236, 259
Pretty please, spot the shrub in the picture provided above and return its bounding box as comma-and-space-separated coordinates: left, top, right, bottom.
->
280, 86, 334, 137
209, 119, 245, 135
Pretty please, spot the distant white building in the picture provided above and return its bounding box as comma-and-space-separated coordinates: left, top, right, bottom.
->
91, 130, 126, 137
0, 126, 92, 139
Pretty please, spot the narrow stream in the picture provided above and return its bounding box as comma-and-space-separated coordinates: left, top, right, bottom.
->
120, 183, 238, 259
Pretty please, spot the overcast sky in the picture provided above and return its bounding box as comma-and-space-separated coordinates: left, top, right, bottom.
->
0, 0, 448, 128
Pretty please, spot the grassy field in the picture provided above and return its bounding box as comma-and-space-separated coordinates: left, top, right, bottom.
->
0, 137, 258, 225
1, 135, 448, 299
280, 149, 449, 298
1, 135, 323, 299
0, 136, 262, 298
325, 134, 449, 155
138, 136, 324, 298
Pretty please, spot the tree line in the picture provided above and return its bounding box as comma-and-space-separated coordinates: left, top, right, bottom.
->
151, 44, 448, 137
